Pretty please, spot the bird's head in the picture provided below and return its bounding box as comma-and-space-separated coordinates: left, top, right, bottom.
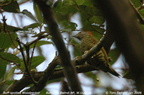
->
73, 32, 92, 40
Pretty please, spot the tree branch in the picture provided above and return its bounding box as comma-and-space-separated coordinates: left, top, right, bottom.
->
5, 62, 95, 92
129, 0, 144, 24
76, 33, 110, 65
24, 56, 59, 92
95, 0, 144, 91
33, 0, 82, 93
5, 25, 112, 92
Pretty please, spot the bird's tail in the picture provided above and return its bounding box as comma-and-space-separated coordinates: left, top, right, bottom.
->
105, 66, 120, 77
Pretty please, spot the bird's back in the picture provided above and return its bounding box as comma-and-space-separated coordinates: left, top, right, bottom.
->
74, 32, 120, 77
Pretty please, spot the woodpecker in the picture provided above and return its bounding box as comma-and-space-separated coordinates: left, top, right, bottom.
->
74, 32, 120, 77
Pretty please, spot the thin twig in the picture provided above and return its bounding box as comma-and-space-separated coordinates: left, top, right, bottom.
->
29, 34, 49, 46
25, 56, 59, 92
16, 38, 37, 85
5, 34, 108, 92
29, 41, 37, 67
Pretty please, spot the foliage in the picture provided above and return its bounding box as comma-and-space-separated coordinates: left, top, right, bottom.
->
0, 0, 143, 94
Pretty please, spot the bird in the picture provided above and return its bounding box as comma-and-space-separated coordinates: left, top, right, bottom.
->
73, 31, 120, 77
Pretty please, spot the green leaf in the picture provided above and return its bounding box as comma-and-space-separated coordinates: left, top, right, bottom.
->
4, 66, 16, 80
31, 56, 45, 69
82, 24, 105, 37
123, 71, 133, 79
89, 16, 105, 25
0, 52, 9, 79
4, 80, 14, 85
131, 0, 142, 8
60, 20, 77, 31
75, 0, 85, 6
58, 5, 77, 15
22, 9, 38, 22
0, 62, 7, 79
40, 89, 49, 95
109, 48, 121, 65
54, 5, 77, 22
19, 60, 25, 71
63, 0, 75, 6
139, 9, 144, 18
92, 30, 104, 40
30, 40, 53, 49
0, 33, 17, 49
84, 72, 98, 85
0, 23, 22, 32
74, 0, 93, 6
7, 25, 22, 32
23, 23, 41, 30
82, 0, 93, 6
70, 39, 82, 56
140, 24, 144, 32
2, 1, 20, 13
0, 53, 20, 63
33, 2, 43, 23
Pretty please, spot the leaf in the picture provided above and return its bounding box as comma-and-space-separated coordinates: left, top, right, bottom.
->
75, 0, 85, 6
30, 40, 53, 49
0, 23, 22, 32
74, 0, 93, 6
31, 56, 45, 69
33, 2, 43, 23
0, 53, 20, 63
63, 0, 75, 6
19, 60, 25, 71
91, 30, 103, 40
22, 9, 38, 22
6, 25, 22, 32
53, 0, 63, 10
60, 20, 77, 31
0, 61, 7, 79
54, 5, 77, 21
4, 66, 16, 80
140, 24, 144, 32
82, 24, 105, 37
4, 80, 14, 85
0, 53, 9, 79
70, 39, 82, 56
2, 1, 20, 13
58, 5, 77, 15
139, 9, 144, 18
131, 0, 142, 8
84, 72, 98, 80
82, 0, 93, 6
89, 16, 105, 25
0, 33, 17, 49
108, 48, 121, 65
23, 23, 41, 30
40, 89, 49, 95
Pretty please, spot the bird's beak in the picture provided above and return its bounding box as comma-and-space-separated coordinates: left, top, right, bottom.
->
72, 34, 78, 38
72, 35, 76, 38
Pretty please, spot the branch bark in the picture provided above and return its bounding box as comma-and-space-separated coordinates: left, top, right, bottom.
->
33, 0, 82, 93
94, 0, 144, 91
5, 62, 95, 92
5, 25, 112, 92
5, 32, 111, 92
75, 33, 110, 65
